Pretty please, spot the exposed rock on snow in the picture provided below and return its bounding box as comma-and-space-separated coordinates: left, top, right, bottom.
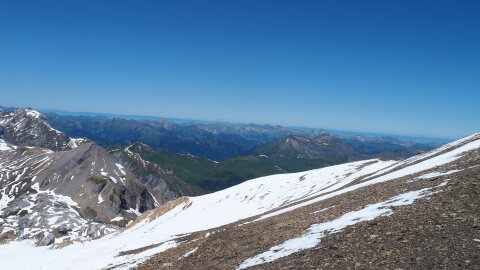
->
37, 233, 55, 246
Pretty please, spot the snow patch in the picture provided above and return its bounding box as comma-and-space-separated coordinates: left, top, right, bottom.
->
179, 247, 198, 260
109, 176, 118, 184
25, 109, 41, 119
417, 170, 461, 179
127, 208, 141, 216
310, 206, 336, 215
0, 139, 17, 151
110, 216, 124, 222
115, 163, 126, 175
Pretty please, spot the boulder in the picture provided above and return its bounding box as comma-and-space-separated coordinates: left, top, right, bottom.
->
37, 233, 55, 246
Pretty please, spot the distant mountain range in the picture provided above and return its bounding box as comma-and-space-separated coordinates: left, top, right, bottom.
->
42, 112, 442, 161
0, 106, 451, 144
44, 113, 261, 161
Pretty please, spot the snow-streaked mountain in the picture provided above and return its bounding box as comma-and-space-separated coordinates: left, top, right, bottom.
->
0, 108, 86, 151
0, 109, 191, 243
252, 134, 361, 160
110, 143, 205, 197
0, 132, 478, 269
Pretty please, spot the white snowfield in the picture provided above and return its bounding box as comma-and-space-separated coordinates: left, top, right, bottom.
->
0, 133, 479, 270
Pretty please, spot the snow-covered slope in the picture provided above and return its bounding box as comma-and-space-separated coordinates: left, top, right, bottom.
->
0, 132, 478, 270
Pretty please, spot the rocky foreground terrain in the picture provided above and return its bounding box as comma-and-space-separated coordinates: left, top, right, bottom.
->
0, 128, 477, 269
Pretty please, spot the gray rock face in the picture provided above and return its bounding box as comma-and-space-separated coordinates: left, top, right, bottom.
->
111, 145, 178, 205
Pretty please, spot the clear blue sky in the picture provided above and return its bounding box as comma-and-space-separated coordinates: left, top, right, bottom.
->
0, 0, 478, 139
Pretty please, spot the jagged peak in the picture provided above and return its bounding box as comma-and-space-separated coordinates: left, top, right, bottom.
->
283, 134, 311, 142
21, 108, 42, 119
128, 141, 154, 151
0, 108, 55, 131
1, 108, 45, 120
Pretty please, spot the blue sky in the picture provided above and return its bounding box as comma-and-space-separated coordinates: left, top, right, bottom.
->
0, 0, 478, 139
